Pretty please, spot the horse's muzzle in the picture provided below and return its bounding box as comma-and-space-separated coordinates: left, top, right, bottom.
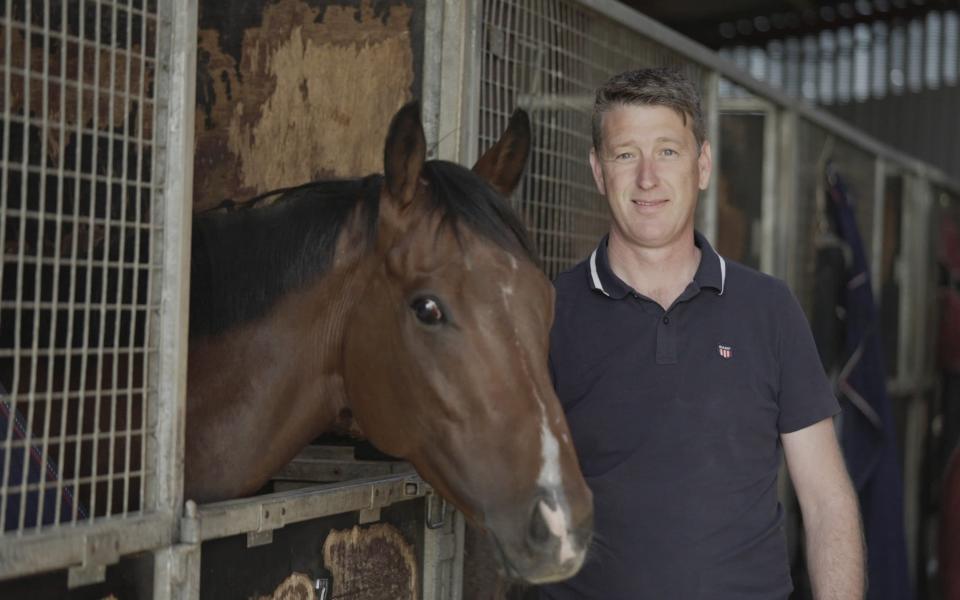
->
492, 487, 594, 585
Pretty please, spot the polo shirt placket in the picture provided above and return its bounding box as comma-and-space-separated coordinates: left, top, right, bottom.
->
587, 231, 726, 366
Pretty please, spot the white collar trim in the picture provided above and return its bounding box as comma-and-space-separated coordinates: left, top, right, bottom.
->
718, 254, 727, 295
589, 248, 609, 297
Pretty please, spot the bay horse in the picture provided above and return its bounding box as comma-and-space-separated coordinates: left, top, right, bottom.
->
185, 102, 593, 583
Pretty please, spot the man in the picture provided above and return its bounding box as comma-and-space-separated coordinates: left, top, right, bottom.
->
539, 68, 864, 599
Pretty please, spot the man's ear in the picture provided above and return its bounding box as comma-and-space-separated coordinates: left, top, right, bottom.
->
383, 101, 427, 209
589, 147, 606, 196
697, 140, 712, 191
472, 109, 531, 196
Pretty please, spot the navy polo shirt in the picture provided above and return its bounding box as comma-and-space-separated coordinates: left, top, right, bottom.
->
541, 232, 839, 600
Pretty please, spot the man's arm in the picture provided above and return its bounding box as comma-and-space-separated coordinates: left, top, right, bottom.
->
782, 417, 865, 599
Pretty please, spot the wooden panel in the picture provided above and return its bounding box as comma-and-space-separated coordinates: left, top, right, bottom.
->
193, 0, 419, 211
198, 498, 425, 599
323, 522, 417, 599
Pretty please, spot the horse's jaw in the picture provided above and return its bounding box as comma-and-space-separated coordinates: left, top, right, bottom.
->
402, 443, 593, 586
183, 277, 362, 504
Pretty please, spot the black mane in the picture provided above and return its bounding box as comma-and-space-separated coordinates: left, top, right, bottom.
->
189, 161, 537, 338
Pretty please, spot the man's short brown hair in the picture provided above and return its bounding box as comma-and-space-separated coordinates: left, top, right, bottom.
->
592, 67, 706, 151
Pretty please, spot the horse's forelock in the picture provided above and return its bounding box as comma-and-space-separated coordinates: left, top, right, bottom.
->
421, 160, 540, 267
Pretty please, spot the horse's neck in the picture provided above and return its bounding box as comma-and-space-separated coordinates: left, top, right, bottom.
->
184, 221, 378, 502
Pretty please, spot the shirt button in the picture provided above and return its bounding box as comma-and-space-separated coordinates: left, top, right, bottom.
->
662, 315, 670, 324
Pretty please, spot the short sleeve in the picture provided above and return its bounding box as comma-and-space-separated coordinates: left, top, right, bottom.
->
776, 283, 841, 433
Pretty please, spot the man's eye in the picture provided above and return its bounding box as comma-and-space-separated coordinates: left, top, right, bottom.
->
616, 152, 634, 160
411, 297, 445, 325
661, 148, 678, 157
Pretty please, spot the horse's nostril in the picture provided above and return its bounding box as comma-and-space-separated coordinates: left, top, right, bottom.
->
529, 501, 554, 547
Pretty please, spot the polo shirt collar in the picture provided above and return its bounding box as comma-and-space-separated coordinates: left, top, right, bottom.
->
587, 230, 727, 298
692, 230, 726, 295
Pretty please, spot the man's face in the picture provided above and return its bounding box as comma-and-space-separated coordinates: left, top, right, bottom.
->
589, 103, 712, 252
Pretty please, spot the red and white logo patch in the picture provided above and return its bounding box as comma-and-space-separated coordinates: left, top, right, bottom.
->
718, 344, 732, 359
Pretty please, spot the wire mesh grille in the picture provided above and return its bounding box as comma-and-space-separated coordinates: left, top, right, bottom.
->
478, 0, 706, 278
1, 0, 161, 535
715, 110, 767, 271
793, 117, 878, 316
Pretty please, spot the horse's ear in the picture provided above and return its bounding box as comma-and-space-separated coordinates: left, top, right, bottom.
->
472, 108, 531, 196
383, 101, 427, 208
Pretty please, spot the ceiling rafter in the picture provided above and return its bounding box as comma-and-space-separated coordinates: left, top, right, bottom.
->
623, 0, 960, 48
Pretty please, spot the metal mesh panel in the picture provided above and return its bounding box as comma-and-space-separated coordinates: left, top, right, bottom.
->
715, 110, 766, 270
793, 117, 878, 316
793, 118, 826, 315
477, 0, 705, 278
829, 136, 877, 267
1, 0, 161, 536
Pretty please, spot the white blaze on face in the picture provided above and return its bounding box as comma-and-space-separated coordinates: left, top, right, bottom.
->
537, 418, 561, 488
498, 252, 577, 564
537, 418, 576, 563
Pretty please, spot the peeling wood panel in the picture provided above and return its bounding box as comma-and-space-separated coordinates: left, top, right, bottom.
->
257, 572, 318, 600
194, 0, 420, 211
323, 522, 418, 600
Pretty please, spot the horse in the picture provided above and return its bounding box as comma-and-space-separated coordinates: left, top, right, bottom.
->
0, 101, 592, 584
185, 101, 593, 584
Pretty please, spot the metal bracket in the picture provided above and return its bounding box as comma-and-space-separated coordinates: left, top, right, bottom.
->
426, 492, 447, 529
258, 500, 287, 531
246, 529, 274, 548
67, 532, 121, 588
244, 499, 288, 547
358, 507, 381, 524
68, 564, 106, 589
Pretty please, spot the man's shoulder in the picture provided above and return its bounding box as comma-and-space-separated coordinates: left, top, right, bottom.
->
719, 259, 812, 346
552, 258, 591, 299
722, 258, 793, 300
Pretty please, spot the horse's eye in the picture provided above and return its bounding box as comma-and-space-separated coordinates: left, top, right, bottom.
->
411, 297, 445, 325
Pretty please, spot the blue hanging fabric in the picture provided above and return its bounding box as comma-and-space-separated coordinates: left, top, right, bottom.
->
0, 383, 86, 531
825, 164, 911, 600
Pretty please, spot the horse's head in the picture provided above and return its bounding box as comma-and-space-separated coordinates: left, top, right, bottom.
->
340, 102, 593, 583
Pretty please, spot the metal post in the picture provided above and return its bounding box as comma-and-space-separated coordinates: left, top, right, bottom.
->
870, 158, 887, 301
699, 71, 720, 244
422, 498, 464, 600
152, 543, 202, 600
150, 0, 198, 593
149, 0, 197, 520
433, 0, 482, 164
422, 0, 445, 157
776, 110, 799, 287
760, 104, 779, 276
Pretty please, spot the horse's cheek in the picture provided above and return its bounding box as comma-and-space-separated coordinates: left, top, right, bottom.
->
342, 293, 414, 454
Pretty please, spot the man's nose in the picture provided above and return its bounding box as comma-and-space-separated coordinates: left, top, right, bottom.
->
636, 157, 658, 189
